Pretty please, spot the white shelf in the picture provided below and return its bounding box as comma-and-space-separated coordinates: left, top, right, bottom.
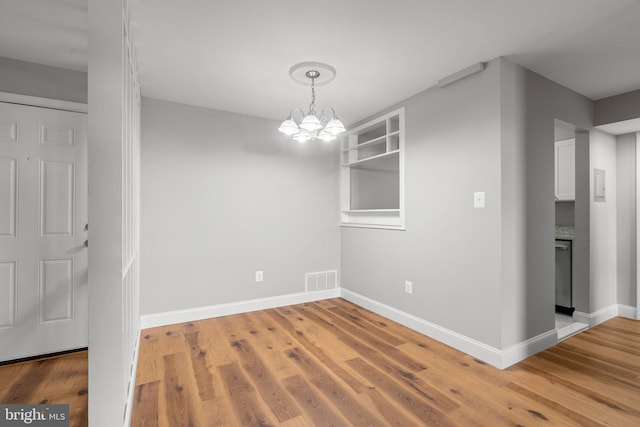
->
356, 134, 386, 148
341, 130, 401, 153
340, 107, 405, 230
342, 149, 399, 167
342, 209, 400, 213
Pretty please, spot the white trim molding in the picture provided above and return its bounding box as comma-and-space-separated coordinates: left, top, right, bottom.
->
339, 288, 555, 370
0, 92, 87, 113
140, 289, 340, 329
636, 132, 640, 320
573, 304, 619, 326
123, 335, 141, 427
618, 304, 638, 320
501, 330, 558, 368
556, 321, 589, 342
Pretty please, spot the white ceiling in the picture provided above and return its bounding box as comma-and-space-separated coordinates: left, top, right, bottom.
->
595, 118, 640, 136
1, 0, 640, 127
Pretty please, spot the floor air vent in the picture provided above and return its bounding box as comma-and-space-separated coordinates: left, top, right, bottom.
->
305, 270, 338, 292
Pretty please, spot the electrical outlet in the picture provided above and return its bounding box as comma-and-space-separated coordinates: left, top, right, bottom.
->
255, 271, 263, 282
405, 280, 413, 294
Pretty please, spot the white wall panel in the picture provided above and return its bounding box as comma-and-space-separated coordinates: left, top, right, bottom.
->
86, 5, 141, 424
616, 133, 636, 307
0, 157, 17, 238
0, 121, 17, 142
0, 261, 16, 328
39, 258, 73, 323
40, 125, 74, 146
40, 161, 74, 236
590, 130, 618, 313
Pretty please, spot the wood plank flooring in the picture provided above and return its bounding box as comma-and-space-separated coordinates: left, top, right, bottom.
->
0, 350, 88, 427
131, 299, 640, 426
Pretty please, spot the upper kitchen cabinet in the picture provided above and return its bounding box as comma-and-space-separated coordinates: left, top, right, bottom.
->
555, 138, 575, 201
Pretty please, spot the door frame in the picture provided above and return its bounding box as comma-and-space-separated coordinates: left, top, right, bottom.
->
636, 132, 640, 320
0, 92, 87, 114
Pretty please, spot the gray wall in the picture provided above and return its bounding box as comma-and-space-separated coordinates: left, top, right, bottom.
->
342, 59, 504, 348
140, 98, 340, 315
497, 57, 532, 348
341, 57, 603, 351
616, 133, 636, 306
498, 59, 593, 346
573, 131, 591, 312
555, 202, 575, 226
595, 89, 640, 126
0, 56, 87, 103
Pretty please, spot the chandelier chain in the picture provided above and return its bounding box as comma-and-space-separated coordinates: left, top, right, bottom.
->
309, 77, 316, 114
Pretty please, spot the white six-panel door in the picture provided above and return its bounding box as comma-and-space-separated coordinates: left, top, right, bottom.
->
0, 101, 87, 361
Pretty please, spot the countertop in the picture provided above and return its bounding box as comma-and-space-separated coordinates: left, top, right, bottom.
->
555, 225, 575, 240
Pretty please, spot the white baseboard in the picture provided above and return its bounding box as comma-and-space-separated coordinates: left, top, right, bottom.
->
573, 304, 618, 326
339, 288, 555, 369
140, 289, 341, 329
500, 329, 558, 368
618, 304, 638, 320
139, 287, 593, 370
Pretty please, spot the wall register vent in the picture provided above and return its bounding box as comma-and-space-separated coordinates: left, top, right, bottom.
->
305, 270, 338, 292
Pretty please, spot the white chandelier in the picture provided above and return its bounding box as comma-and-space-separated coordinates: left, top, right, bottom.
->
278, 62, 345, 142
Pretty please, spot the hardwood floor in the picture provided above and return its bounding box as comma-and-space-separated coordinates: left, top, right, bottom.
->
131, 298, 640, 426
0, 350, 88, 427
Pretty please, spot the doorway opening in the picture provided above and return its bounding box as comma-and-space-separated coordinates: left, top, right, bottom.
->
554, 119, 589, 340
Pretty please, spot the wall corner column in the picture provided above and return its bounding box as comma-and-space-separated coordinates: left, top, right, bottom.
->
87, 0, 126, 425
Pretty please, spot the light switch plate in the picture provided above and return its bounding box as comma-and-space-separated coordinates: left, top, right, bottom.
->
474, 192, 485, 208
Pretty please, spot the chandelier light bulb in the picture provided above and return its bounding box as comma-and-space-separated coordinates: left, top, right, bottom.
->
278, 119, 299, 135
324, 118, 346, 135
299, 114, 322, 132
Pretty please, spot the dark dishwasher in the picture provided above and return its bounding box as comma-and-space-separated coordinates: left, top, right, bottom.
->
555, 239, 573, 315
